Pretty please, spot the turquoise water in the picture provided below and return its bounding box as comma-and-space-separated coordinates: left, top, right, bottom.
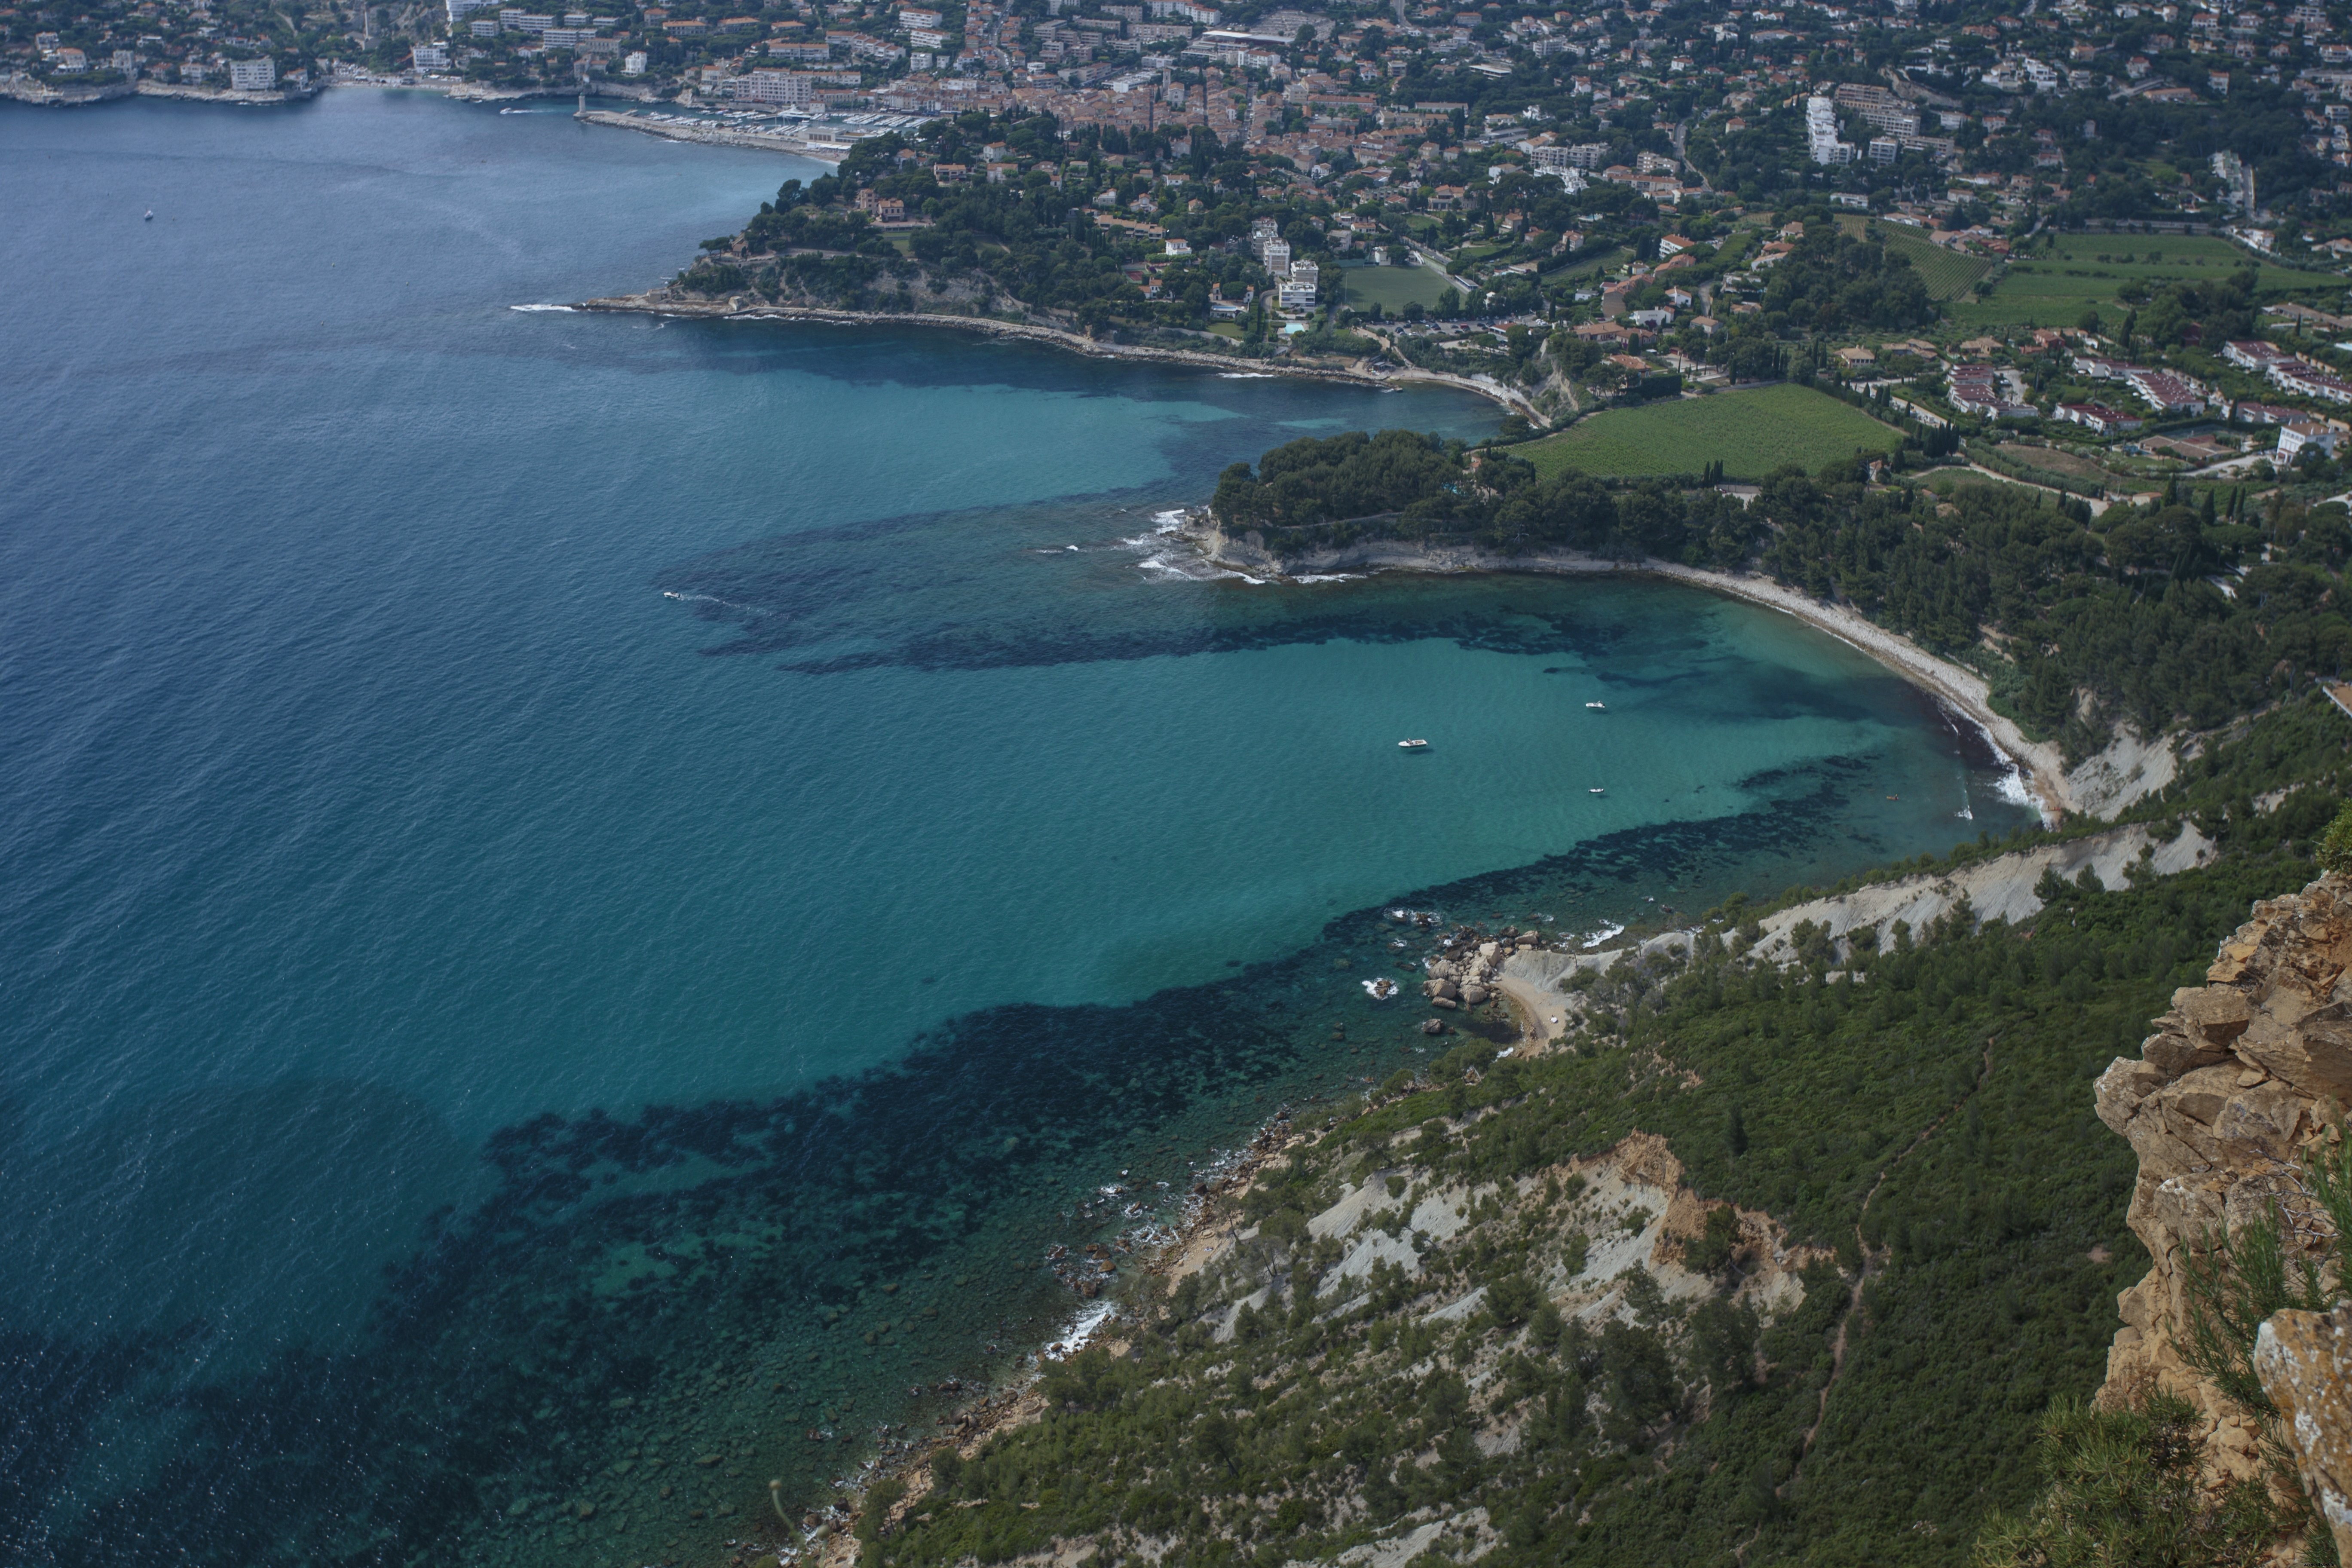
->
0, 93, 2033, 1567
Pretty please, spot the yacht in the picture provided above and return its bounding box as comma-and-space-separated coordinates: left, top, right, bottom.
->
1589, 787, 1605, 794
1398, 738, 1429, 751
1586, 701, 1606, 710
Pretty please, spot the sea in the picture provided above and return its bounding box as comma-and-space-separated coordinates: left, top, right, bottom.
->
0, 90, 2037, 1567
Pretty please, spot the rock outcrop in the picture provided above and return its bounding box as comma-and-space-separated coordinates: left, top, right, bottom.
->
2094, 872, 2352, 1483
2256, 1305, 2352, 1557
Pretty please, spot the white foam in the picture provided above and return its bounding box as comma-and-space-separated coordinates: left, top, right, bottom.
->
660, 588, 761, 614
1936, 698, 2037, 817
1291, 573, 1361, 583
1134, 553, 1263, 585
1580, 922, 1625, 948
1042, 1299, 1118, 1361
508, 303, 577, 312
1218, 372, 1276, 379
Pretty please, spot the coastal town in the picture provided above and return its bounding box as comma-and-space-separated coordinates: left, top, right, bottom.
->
24, 0, 2352, 483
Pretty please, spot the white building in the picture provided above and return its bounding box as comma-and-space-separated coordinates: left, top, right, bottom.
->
1806, 97, 1854, 164
227, 56, 275, 89
413, 42, 451, 69
742, 68, 816, 104
2280, 422, 2341, 462
622, 49, 647, 73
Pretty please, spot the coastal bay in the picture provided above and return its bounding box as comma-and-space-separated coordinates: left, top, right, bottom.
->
0, 91, 2037, 1568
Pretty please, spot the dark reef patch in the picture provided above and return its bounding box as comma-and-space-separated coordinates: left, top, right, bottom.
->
3, 756, 1902, 1568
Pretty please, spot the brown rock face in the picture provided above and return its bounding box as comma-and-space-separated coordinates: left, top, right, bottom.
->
2094, 873, 2352, 1483
2256, 1306, 2352, 1559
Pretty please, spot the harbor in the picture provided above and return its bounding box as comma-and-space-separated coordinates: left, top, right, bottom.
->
573, 105, 931, 165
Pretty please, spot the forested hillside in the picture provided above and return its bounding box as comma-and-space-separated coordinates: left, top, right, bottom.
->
1210, 431, 2352, 759
852, 701, 2350, 1568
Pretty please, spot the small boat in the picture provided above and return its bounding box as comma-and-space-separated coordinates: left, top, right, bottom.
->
1585, 701, 1606, 710
1589, 787, 1605, 795
1398, 738, 1429, 751
142, 209, 154, 221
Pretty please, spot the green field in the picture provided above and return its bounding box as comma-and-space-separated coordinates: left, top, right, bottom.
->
1838, 216, 1994, 300
1515, 383, 1905, 480
1335, 260, 1455, 312
1942, 233, 2340, 330
1543, 245, 1627, 282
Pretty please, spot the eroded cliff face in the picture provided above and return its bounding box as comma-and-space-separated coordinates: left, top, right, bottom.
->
2095, 872, 2352, 1481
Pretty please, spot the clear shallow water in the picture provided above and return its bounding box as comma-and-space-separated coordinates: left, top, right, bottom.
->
0, 93, 2034, 1567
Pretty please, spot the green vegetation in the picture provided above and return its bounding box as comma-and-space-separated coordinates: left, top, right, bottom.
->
1759, 220, 1937, 333
1335, 261, 1455, 315
1518, 386, 1904, 481
698, 114, 1312, 337
1837, 217, 1996, 302
1945, 236, 2340, 333
862, 695, 2351, 1568
1214, 420, 2350, 756
1974, 1392, 2280, 1568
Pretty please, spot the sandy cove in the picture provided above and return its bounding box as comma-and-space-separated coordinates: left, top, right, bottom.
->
570, 293, 1545, 422
1182, 522, 2187, 827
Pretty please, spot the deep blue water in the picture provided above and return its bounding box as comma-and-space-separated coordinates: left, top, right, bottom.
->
0, 92, 2034, 1567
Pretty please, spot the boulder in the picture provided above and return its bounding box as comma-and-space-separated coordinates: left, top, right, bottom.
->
2257, 1305, 2352, 1560
1461, 984, 1489, 1006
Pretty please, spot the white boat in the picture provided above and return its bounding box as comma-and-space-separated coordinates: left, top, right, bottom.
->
1398, 738, 1429, 751
1589, 787, 1605, 794
142, 209, 154, 221
1586, 701, 1606, 710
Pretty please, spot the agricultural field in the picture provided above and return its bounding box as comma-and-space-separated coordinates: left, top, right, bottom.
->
1515, 383, 1904, 479
1335, 260, 1455, 312
1838, 216, 1994, 300
1942, 234, 2341, 330
1913, 466, 2051, 499
1987, 442, 2141, 487
1540, 244, 1627, 282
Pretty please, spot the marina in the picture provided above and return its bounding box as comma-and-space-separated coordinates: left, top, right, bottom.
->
573, 106, 936, 164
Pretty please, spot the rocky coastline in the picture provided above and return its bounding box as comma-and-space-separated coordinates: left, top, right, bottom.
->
568, 291, 1546, 421
769, 1111, 1317, 1568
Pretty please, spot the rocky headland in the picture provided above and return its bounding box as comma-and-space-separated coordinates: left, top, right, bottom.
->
568, 292, 1543, 421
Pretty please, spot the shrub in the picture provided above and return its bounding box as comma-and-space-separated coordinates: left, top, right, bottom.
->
2318, 801, 2352, 874
1972, 1392, 2278, 1568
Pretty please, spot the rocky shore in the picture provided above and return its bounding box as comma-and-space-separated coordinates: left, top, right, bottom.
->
567, 291, 1544, 421
771, 1111, 1316, 1568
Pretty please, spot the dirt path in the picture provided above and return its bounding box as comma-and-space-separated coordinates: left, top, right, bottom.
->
1788, 1036, 1998, 1480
